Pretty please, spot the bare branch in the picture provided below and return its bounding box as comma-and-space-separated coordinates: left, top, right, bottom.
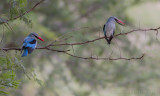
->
62, 52, 145, 61
2, 27, 158, 60
48, 27, 160, 47
115, 27, 160, 37
1, 47, 70, 53
0, 44, 144, 61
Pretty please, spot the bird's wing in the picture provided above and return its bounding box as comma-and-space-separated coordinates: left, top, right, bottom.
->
103, 24, 106, 36
27, 47, 35, 54
28, 39, 37, 54
103, 24, 110, 41
103, 24, 105, 32
113, 29, 115, 35
22, 37, 37, 50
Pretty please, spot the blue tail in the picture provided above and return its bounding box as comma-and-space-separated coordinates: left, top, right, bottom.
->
21, 49, 28, 57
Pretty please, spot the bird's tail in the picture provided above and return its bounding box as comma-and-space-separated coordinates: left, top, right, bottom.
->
21, 49, 28, 57
105, 35, 112, 44
107, 39, 111, 44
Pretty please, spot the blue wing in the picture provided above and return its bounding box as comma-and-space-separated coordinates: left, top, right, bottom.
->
22, 37, 37, 54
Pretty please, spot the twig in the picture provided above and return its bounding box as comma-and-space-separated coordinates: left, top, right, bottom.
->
0, 45, 144, 61
63, 52, 145, 61
1, 47, 70, 53
1, 27, 159, 61
0, 0, 45, 24
48, 27, 160, 47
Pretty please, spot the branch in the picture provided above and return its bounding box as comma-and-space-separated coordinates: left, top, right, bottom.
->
63, 52, 145, 61
1, 46, 144, 61
115, 27, 160, 37
47, 27, 160, 47
0, 0, 45, 24
2, 27, 158, 61
1, 47, 70, 53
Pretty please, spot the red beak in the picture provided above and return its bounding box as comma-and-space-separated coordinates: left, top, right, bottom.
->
37, 36, 44, 41
117, 20, 125, 25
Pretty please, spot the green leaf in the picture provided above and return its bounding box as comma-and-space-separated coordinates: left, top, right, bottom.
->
19, 0, 27, 8
35, 78, 44, 87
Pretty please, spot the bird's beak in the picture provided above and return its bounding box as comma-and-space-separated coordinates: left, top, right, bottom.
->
116, 19, 125, 25
37, 36, 44, 41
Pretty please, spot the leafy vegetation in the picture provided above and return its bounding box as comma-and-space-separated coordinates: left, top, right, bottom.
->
0, 54, 21, 94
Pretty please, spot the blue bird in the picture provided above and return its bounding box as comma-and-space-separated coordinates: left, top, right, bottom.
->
103, 16, 124, 44
21, 32, 44, 57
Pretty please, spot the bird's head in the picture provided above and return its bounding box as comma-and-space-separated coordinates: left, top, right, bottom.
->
29, 32, 44, 41
110, 16, 125, 25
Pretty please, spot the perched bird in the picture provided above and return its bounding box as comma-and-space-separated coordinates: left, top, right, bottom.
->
21, 32, 44, 57
103, 16, 124, 44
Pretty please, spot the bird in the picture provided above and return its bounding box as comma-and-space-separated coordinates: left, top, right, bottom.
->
21, 32, 44, 57
103, 16, 124, 44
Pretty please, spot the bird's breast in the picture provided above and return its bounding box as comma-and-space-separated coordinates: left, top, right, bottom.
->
105, 23, 115, 37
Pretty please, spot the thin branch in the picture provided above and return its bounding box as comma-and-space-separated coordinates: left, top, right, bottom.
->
1, 47, 70, 53
0, 46, 145, 61
1, 27, 159, 61
63, 52, 145, 61
115, 27, 160, 37
48, 27, 160, 47
0, 0, 45, 24
0, 43, 145, 60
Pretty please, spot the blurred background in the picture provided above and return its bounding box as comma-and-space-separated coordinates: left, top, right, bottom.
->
0, 0, 160, 96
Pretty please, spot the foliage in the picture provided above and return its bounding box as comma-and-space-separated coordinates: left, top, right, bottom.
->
0, 53, 21, 94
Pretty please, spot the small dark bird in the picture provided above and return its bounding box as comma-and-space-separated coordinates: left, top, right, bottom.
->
103, 16, 124, 44
21, 32, 44, 57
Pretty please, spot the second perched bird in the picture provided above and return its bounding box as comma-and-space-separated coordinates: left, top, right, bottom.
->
21, 32, 44, 57
103, 16, 124, 44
